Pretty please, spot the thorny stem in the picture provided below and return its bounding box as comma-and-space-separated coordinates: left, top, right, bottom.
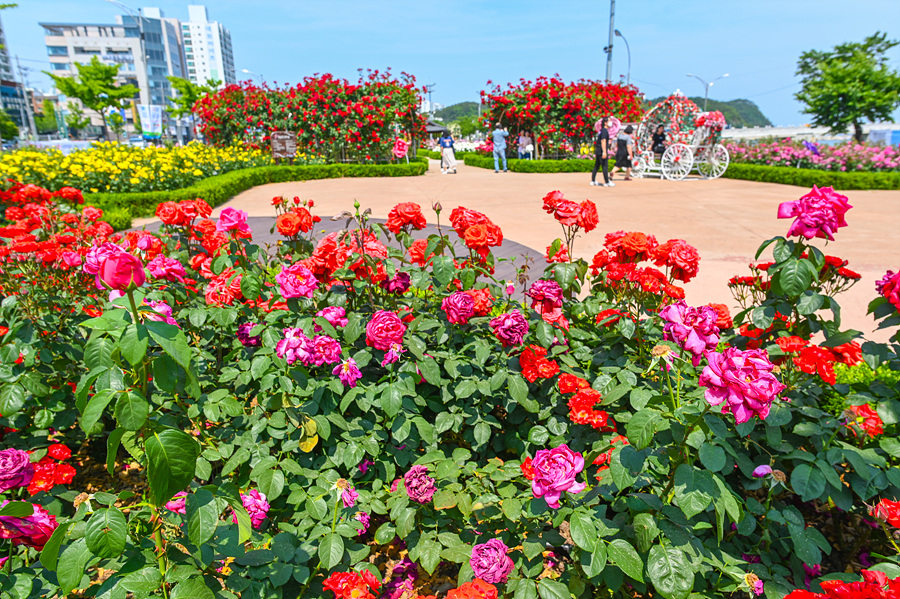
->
880, 521, 900, 555
150, 509, 170, 598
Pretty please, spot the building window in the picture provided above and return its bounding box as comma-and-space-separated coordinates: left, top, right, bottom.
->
51, 63, 69, 71
47, 46, 68, 56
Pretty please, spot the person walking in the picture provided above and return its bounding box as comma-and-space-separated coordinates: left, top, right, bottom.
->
591, 118, 613, 187
492, 123, 509, 172
611, 125, 635, 181
439, 131, 457, 174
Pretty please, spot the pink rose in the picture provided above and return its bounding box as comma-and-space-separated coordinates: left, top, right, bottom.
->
216, 207, 252, 234
145, 300, 178, 327
147, 254, 186, 283
776, 185, 852, 240
276, 262, 318, 299
659, 301, 720, 366
97, 252, 146, 291
490, 310, 529, 347
365, 310, 406, 351
470, 538, 514, 584
165, 491, 188, 514
0, 449, 34, 492
317, 306, 349, 328
530, 443, 586, 508
83, 242, 124, 275
876, 270, 900, 313
60, 251, 82, 268
237, 489, 269, 529
441, 291, 476, 324
699, 347, 786, 424
0, 501, 58, 550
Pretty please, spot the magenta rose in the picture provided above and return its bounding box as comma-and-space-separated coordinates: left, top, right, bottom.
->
83, 242, 124, 275
490, 310, 529, 347
0, 449, 34, 492
147, 254, 186, 283
276, 262, 318, 299
876, 270, 900, 312
237, 323, 262, 347
317, 306, 349, 328
470, 538, 515, 584
165, 491, 188, 514
145, 300, 178, 327
240, 489, 269, 529
216, 207, 252, 234
97, 252, 146, 291
366, 310, 406, 351
530, 443, 586, 508
699, 347, 786, 424
403, 465, 436, 503
659, 301, 720, 366
0, 501, 58, 550
442, 291, 476, 324
776, 185, 852, 240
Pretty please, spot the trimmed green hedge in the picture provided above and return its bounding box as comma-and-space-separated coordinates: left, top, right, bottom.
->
463, 155, 612, 172
85, 159, 428, 227
722, 163, 900, 190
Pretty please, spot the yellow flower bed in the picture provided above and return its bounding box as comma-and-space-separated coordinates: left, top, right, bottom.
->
0, 142, 274, 193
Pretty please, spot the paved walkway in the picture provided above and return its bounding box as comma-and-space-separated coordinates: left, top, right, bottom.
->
135, 159, 900, 341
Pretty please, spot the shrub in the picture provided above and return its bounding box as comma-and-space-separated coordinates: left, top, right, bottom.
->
85, 159, 428, 228
723, 163, 900, 190
463, 155, 613, 172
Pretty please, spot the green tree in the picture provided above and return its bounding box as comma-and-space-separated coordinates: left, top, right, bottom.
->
45, 56, 138, 140
64, 102, 90, 138
107, 111, 125, 141
454, 115, 480, 138
166, 76, 221, 118
34, 99, 59, 135
795, 32, 900, 142
0, 109, 18, 141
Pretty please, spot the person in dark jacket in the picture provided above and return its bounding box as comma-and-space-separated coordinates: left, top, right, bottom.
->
652, 124, 667, 154
591, 119, 613, 187
611, 125, 634, 181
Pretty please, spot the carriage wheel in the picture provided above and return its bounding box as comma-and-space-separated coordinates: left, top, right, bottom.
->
632, 152, 649, 178
697, 144, 729, 179
661, 144, 693, 180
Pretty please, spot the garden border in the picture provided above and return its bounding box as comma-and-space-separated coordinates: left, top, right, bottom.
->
86, 158, 428, 229
462, 154, 899, 189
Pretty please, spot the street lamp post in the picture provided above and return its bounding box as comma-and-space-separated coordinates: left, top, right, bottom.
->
614, 29, 630, 85
685, 73, 729, 111
241, 69, 263, 85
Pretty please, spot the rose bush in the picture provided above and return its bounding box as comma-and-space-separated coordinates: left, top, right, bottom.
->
0, 178, 898, 599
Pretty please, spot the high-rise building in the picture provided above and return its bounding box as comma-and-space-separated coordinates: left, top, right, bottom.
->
0, 12, 28, 130
0, 13, 15, 81
181, 5, 235, 87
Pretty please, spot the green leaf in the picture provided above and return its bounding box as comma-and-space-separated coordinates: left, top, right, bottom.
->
257, 469, 285, 500
145, 320, 192, 370
608, 538, 644, 582
647, 545, 693, 599
797, 291, 825, 316
85, 508, 127, 558
115, 391, 149, 431
569, 510, 597, 552
40, 521, 74, 571
432, 256, 454, 286
553, 262, 576, 291
538, 578, 570, 599
119, 323, 149, 366
186, 489, 219, 547
0, 501, 36, 517
107, 427, 125, 476
581, 543, 608, 578
0, 383, 26, 416
120, 566, 163, 596
418, 357, 441, 385
319, 533, 345, 569
80, 389, 117, 434
240, 274, 261, 301
419, 538, 442, 575
145, 427, 200, 507
57, 538, 92, 596
699, 444, 726, 472
172, 577, 214, 599
515, 580, 538, 599
381, 386, 402, 418
626, 409, 662, 450
777, 258, 816, 297
791, 463, 826, 502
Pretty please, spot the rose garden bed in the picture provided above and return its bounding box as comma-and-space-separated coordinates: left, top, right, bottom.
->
0, 180, 898, 599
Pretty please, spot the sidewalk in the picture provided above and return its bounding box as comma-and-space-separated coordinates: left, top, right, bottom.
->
136, 159, 900, 341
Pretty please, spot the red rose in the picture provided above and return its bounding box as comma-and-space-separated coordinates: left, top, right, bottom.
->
156, 202, 186, 226
553, 200, 581, 227
386, 202, 426, 234
276, 213, 302, 237
47, 444, 71, 461
705, 303, 733, 329
577, 200, 598, 232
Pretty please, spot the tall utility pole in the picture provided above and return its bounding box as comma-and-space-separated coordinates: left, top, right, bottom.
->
605, 0, 616, 81
15, 56, 38, 140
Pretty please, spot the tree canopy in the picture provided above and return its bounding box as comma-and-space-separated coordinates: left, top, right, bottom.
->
795, 32, 900, 141
45, 56, 138, 139
166, 76, 221, 118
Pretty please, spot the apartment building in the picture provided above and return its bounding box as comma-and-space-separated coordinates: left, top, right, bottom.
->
181, 5, 236, 87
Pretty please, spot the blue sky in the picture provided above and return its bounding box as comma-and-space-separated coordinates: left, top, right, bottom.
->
4, 0, 899, 126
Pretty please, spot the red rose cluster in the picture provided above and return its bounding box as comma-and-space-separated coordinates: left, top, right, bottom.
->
322, 570, 381, 599
272, 196, 320, 238
542, 191, 598, 233
445, 579, 498, 599
385, 202, 427, 235
28, 443, 76, 495
519, 344, 559, 383
784, 570, 900, 599
302, 230, 390, 284
592, 434, 630, 479
449, 207, 503, 261
590, 231, 698, 308
775, 335, 863, 385
558, 373, 614, 431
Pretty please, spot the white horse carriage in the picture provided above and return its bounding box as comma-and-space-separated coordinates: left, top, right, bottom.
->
631, 94, 730, 181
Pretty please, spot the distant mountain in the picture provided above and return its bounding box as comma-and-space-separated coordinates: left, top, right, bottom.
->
434, 102, 480, 122
646, 97, 772, 128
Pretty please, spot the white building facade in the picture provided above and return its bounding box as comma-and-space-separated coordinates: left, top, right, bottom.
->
182, 5, 236, 87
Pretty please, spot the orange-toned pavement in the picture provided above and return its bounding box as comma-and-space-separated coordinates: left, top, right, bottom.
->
138, 159, 900, 341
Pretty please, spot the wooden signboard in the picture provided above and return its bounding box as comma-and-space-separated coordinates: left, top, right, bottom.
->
271, 131, 297, 159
